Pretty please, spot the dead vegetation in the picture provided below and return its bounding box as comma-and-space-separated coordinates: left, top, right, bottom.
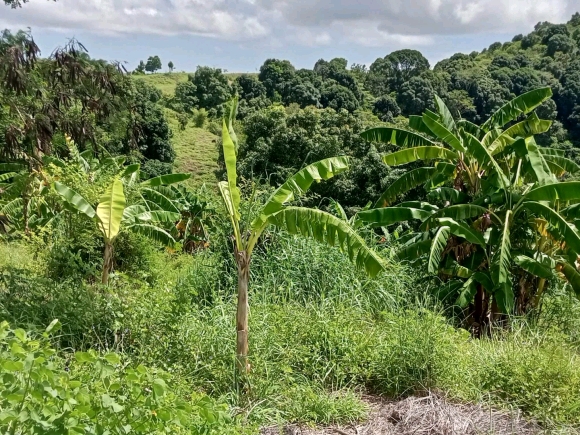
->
261, 393, 578, 435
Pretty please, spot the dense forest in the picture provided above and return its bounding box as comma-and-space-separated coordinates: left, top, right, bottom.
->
3, 3, 580, 434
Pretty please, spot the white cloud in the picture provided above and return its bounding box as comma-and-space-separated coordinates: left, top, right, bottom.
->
123, 7, 159, 17
0, 0, 578, 47
257, 0, 576, 36
344, 22, 434, 47
293, 28, 332, 46
1, 0, 272, 39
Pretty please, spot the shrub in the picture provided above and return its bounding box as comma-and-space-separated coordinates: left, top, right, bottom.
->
177, 112, 189, 130
0, 320, 237, 434
193, 108, 209, 128
140, 159, 173, 179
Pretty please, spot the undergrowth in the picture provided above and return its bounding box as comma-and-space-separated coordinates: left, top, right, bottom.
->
2, 231, 580, 431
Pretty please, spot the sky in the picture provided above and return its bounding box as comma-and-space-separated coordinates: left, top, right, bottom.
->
1, 0, 579, 73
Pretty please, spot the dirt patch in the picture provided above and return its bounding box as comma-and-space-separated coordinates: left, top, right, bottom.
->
261, 393, 573, 435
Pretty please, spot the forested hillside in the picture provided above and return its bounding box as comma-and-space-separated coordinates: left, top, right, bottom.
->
3, 6, 580, 434
139, 13, 580, 207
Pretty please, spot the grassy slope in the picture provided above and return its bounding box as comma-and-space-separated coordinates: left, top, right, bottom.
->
135, 72, 189, 95
164, 108, 219, 188
133, 73, 220, 188
133, 72, 254, 188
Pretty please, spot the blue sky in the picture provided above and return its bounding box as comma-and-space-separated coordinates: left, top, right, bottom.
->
2, 0, 578, 72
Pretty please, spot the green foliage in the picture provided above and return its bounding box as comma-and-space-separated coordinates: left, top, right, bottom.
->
230, 105, 393, 210
0, 30, 135, 161
174, 67, 232, 116
6, 13, 580, 434
145, 55, 162, 73
258, 59, 296, 100
130, 80, 176, 165
193, 108, 208, 128
0, 320, 234, 434
358, 90, 580, 320
5, 224, 580, 428
367, 49, 430, 97
373, 95, 401, 122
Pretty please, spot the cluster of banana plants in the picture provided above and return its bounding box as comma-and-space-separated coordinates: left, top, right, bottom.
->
141, 183, 213, 253
357, 87, 580, 334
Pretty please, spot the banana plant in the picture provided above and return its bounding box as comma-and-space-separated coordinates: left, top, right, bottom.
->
358, 88, 580, 334
0, 162, 59, 234
217, 98, 385, 374
54, 172, 188, 284
0, 136, 143, 236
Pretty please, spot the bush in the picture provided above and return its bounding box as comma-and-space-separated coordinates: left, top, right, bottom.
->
177, 112, 189, 130
231, 105, 395, 211
0, 320, 237, 434
4, 234, 580, 428
207, 120, 222, 136
140, 159, 173, 179
193, 108, 209, 128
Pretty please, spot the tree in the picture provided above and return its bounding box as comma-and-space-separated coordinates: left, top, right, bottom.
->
350, 63, 368, 83
397, 75, 435, 115
540, 24, 570, 44
168, 61, 174, 72
175, 81, 198, 113
234, 74, 267, 101
218, 99, 384, 374
175, 67, 231, 115
54, 171, 190, 284
367, 50, 430, 97
135, 61, 146, 74
0, 31, 129, 160
358, 88, 580, 334
282, 77, 320, 108
320, 84, 359, 112
128, 81, 175, 166
145, 56, 162, 73
234, 105, 392, 210
554, 60, 580, 133
443, 90, 477, 121
546, 34, 576, 56
258, 59, 295, 100
386, 49, 430, 86
373, 95, 401, 122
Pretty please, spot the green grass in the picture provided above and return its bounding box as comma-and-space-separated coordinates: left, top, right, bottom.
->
134, 72, 189, 95
164, 109, 219, 188
133, 72, 259, 187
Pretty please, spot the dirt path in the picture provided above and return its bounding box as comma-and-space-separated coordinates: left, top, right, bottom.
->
261, 393, 574, 435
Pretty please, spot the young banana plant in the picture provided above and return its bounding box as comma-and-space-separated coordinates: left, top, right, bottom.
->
54, 172, 188, 284
218, 98, 385, 374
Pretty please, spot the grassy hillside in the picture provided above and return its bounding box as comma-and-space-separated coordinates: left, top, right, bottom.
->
135, 72, 189, 95
135, 72, 256, 188
164, 108, 219, 188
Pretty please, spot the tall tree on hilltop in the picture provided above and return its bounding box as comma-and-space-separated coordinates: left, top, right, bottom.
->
145, 56, 162, 73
